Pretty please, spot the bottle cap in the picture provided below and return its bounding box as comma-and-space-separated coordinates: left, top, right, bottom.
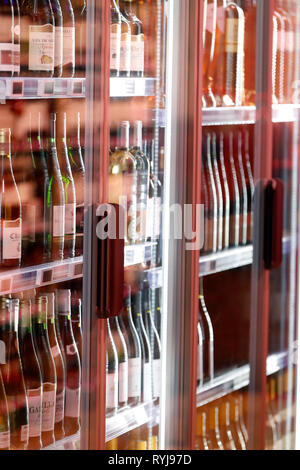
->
56, 289, 71, 315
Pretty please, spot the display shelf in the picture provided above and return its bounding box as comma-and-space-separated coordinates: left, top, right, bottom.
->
0, 77, 86, 102
43, 432, 80, 450
0, 257, 83, 295
106, 401, 159, 442
199, 237, 290, 277
196, 351, 289, 408
110, 77, 156, 98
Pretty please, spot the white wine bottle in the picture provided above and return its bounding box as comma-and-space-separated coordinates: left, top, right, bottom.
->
60, 0, 75, 77
119, 0, 144, 77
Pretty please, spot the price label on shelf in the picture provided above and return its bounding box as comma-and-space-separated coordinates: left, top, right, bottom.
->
10, 80, 24, 98
38, 80, 54, 97
67, 79, 84, 97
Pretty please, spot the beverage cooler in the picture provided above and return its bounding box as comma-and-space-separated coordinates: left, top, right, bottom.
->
0, 0, 299, 453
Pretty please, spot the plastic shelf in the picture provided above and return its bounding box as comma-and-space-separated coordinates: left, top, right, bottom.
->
106, 401, 159, 442
0, 77, 86, 102
196, 351, 289, 408
110, 77, 156, 98
42, 432, 80, 450
200, 237, 290, 277
0, 257, 83, 295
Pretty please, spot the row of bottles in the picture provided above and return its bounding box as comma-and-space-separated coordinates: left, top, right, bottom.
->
110, 0, 144, 78
0, 0, 87, 78
203, 0, 298, 107
201, 128, 254, 254
106, 424, 159, 450
0, 288, 82, 450
0, 111, 85, 269
109, 120, 162, 247
106, 284, 161, 417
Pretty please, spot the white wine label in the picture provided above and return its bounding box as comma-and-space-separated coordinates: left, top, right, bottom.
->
65, 203, 76, 235
0, 431, 10, 449
55, 391, 65, 424
120, 32, 131, 72
153, 358, 161, 399
20, 424, 29, 443
3, 219, 21, 260
110, 24, 121, 71
51, 344, 60, 358
65, 387, 80, 418
118, 361, 128, 404
143, 362, 152, 403
41, 388, 56, 432
13, 43, 20, 73
29, 24, 55, 72
0, 43, 14, 72
27, 391, 42, 438
53, 205, 64, 238
128, 357, 141, 398
66, 343, 78, 356
54, 26, 63, 67
0, 340, 5, 364
225, 18, 239, 53
106, 372, 118, 410
131, 34, 144, 73
63, 26, 75, 66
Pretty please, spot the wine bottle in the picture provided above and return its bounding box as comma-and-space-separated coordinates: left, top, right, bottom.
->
224, 131, 240, 248
59, 0, 75, 77
50, 0, 63, 77
206, 405, 223, 450
228, 394, 247, 450
76, 0, 86, 76
0, 128, 22, 269
197, 320, 204, 389
116, 0, 131, 77
18, 297, 43, 450
20, 0, 55, 77
32, 296, 57, 447
132, 291, 152, 403
199, 279, 214, 382
241, 0, 257, 105
217, 132, 230, 249
218, 399, 236, 450
110, 0, 121, 76
118, 286, 142, 407
58, 114, 76, 259
130, 121, 150, 243
71, 295, 82, 363
43, 292, 65, 441
211, 132, 224, 251
203, 132, 217, 253
11, 0, 21, 76
0, 0, 14, 77
202, 0, 217, 107
0, 368, 10, 450
110, 316, 128, 409
242, 129, 254, 245
67, 112, 85, 256
119, 0, 144, 77
0, 297, 29, 450
56, 289, 81, 436
106, 317, 118, 416
45, 114, 65, 261
195, 409, 209, 450
109, 121, 137, 245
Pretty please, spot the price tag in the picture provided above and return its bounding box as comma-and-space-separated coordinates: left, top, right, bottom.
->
125, 246, 134, 266
0, 278, 12, 294
144, 244, 152, 262
124, 79, 135, 96
67, 79, 84, 97
10, 80, 24, 98
41, 269, 53, 284
133, 405, 148, 425
38, 80, 54, 97
53, 264, 70, 281
73, 263, 83, 276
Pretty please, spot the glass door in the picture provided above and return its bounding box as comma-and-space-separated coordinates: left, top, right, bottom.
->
194, 0, 300, 451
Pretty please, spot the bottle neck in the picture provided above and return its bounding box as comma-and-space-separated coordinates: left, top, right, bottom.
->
19, 300, 32, 331
117, 124, 130, 150
132, 122, 142, 149
0, 301, 15, 333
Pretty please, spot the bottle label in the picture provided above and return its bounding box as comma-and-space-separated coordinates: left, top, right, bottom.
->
41, 387, 56, 432
0, 43, 14, 72
29, 24, 55, 72
225, 18, 239, 53
65, 203, 76, 235
110, 24, 121, 71
106, 372, 118, 410
63, 26, 75, 66
118, 361, 128, 404
0, 340, 5, 364
53, 205, 64, 238
54, 26, 63, 67
131, 34, 144, 73
20, 424, 29, 443
143, 362, 152, 402
0, 431, 10, 449
27, 390, 42, 438
55, 391, 65, 424
153, 358, 161, 398
51, 344, 60, 358
120, 32, 130, 72
3, 219, 21, 260
128, 357, 141, 398
65, 387, 80, 418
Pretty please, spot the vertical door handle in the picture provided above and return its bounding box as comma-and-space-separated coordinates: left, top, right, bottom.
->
96, 203, 125, 318
263, 178, 284, 270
